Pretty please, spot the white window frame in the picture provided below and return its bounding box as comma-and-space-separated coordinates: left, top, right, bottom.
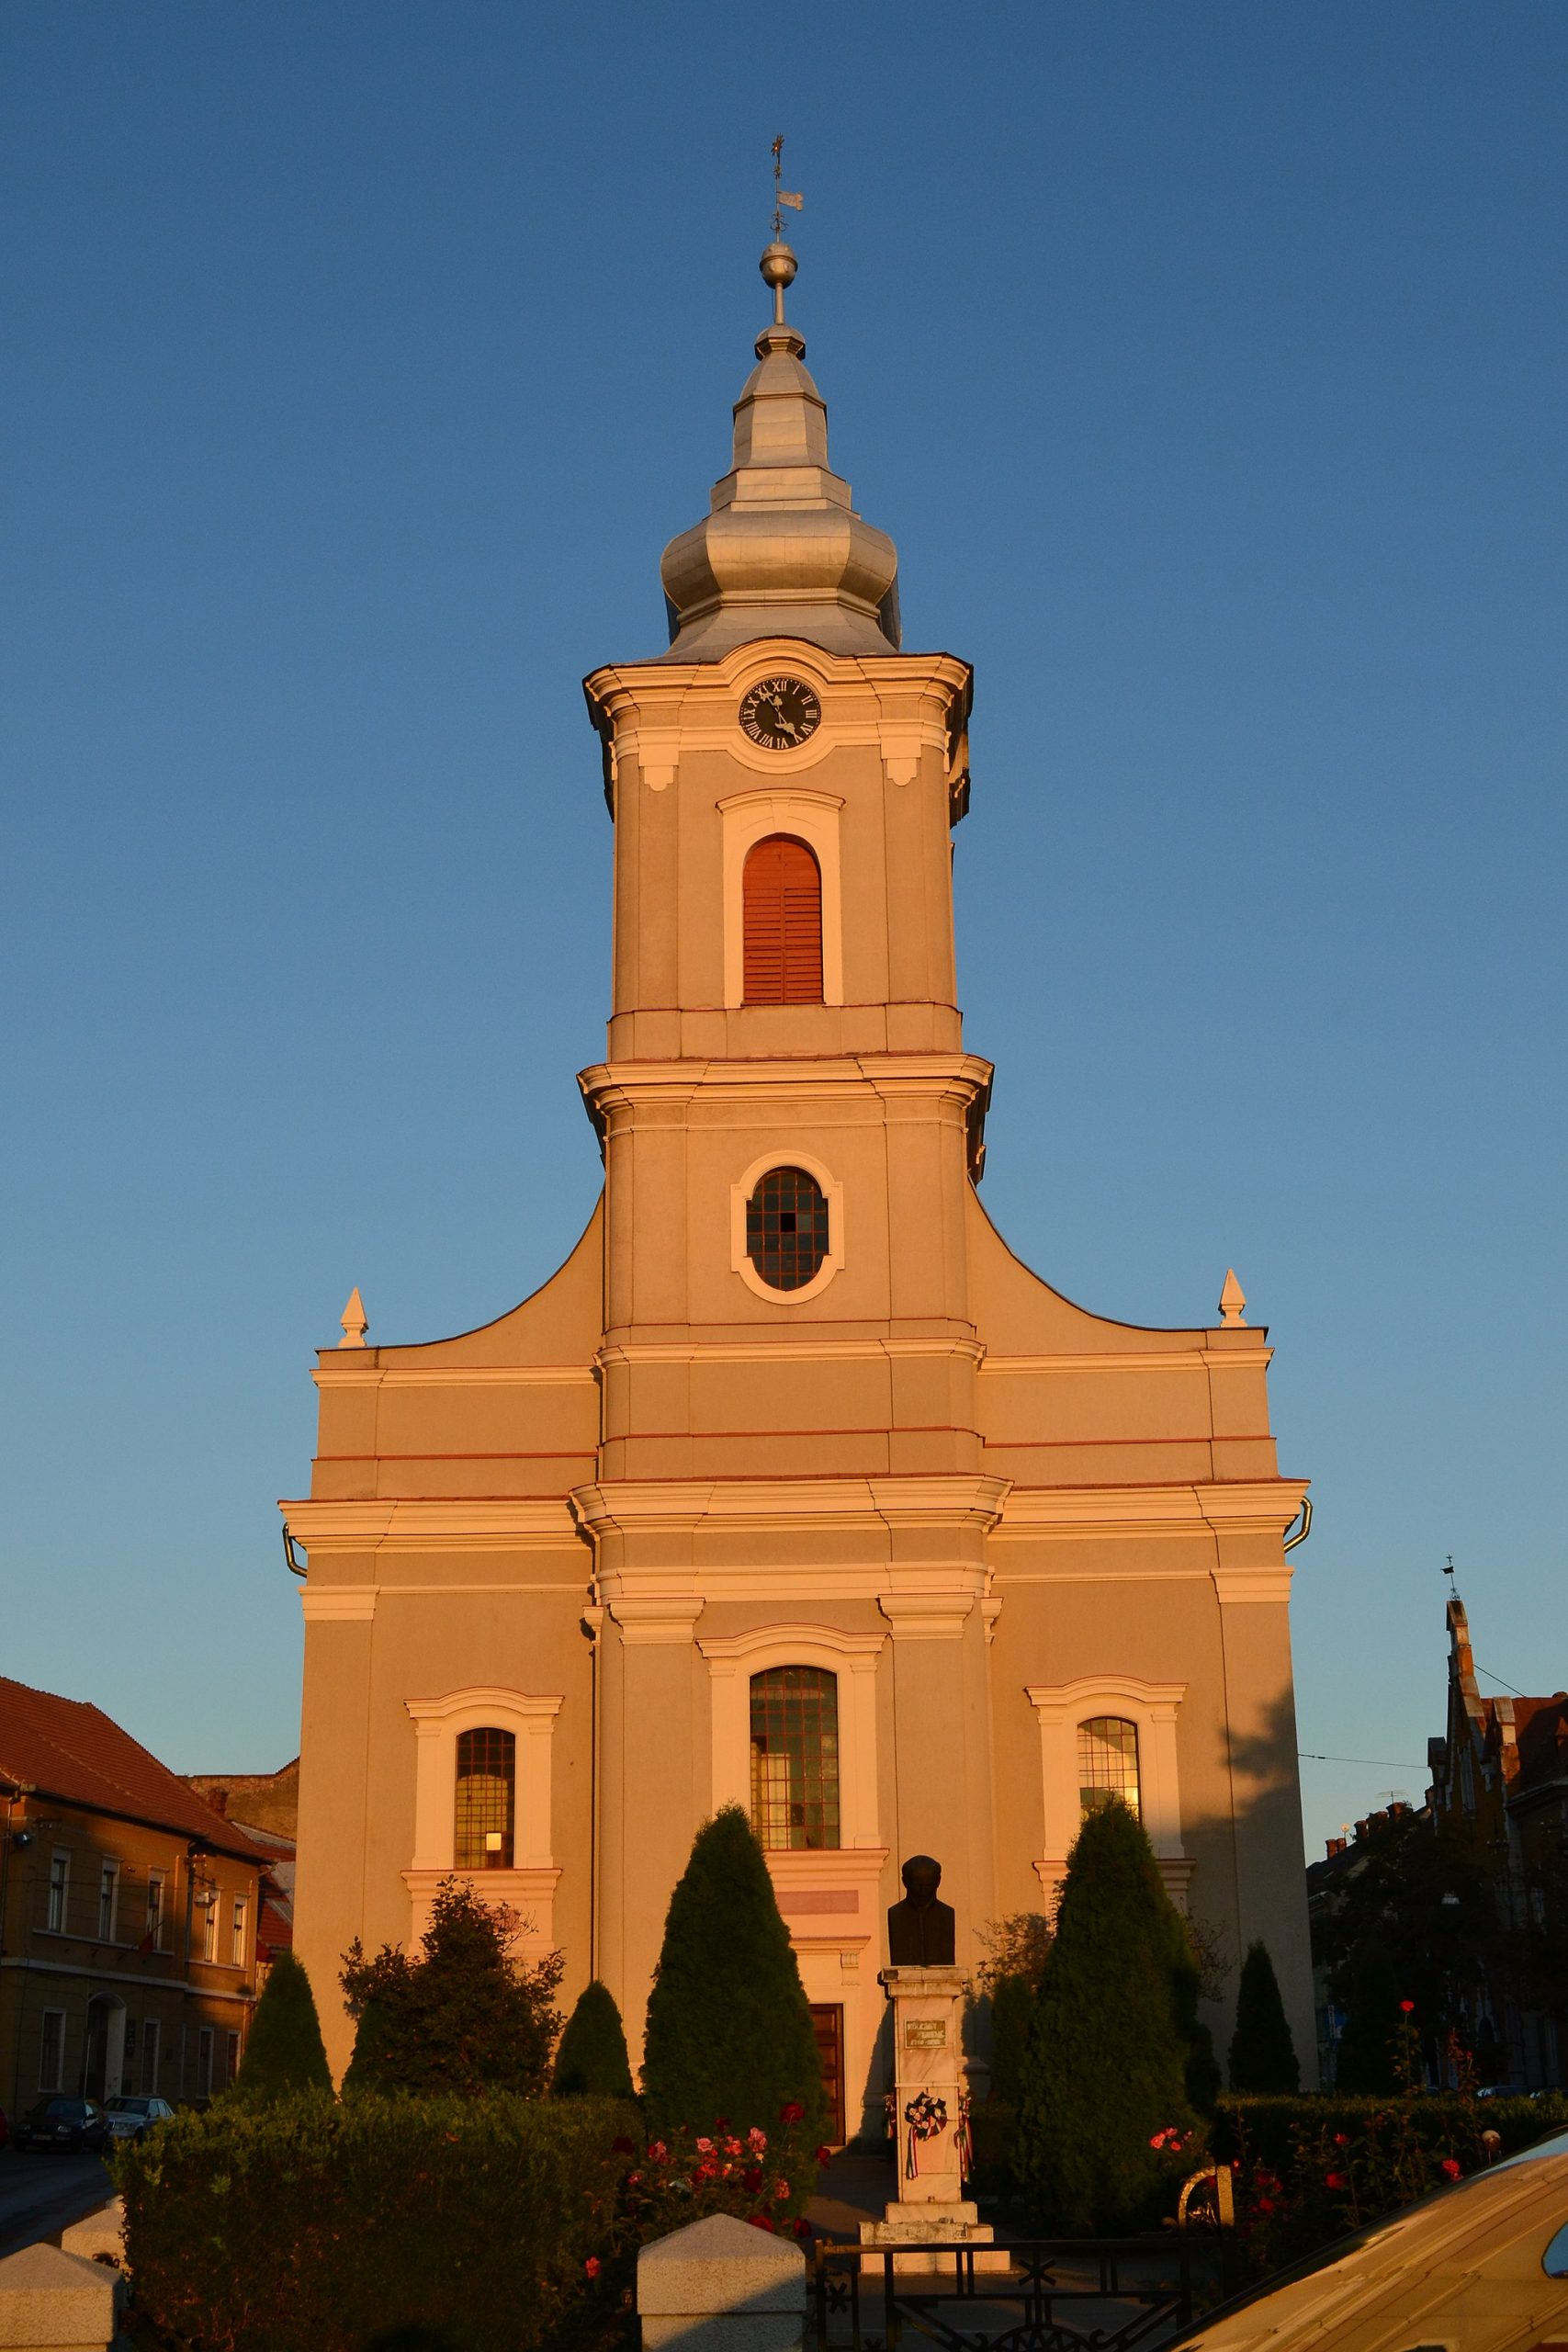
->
97, 1860, 119, 1943
200, 1896, 218, 1963
146, 1870, 166, 1951
224, 2030, 241, 2086
197, 2025, 214, 2098
1025, 1676, 1189, 1903
231, 1894, 247, 1967
699, 1623, 886, 1849
717, 786, 845, 1008
729, 1148, 846, 1306
39, 2007, 66, 2092
403, 1688, 563, 1951
141, 2019, 161, 2095
47, 1849, 69, 1934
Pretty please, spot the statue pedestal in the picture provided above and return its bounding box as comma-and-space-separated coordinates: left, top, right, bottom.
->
859, 1966, 1001, 2270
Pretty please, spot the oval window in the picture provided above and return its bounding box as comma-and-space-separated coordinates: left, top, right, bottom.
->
745, 1166, 829, 1292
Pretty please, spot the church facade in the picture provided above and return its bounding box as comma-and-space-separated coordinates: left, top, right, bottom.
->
286, 241, 1315, 2123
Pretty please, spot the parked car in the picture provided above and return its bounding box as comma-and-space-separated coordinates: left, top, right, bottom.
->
100, 2095, 175, 2145
15, 2098, 105, 2153
1169, 2126, 1568, 2352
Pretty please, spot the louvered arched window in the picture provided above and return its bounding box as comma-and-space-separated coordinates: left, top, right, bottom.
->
743, 835, 823, 1004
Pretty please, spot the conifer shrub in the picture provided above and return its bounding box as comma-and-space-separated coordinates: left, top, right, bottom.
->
116, 2090, 638, 2352
641, 1805, 829, 2167
552, 1978, 635, 2098
231, 1949, 332, 2103
1228, 1939, 1301, 2093
987, 1973, 1035, 2109
1014, 1800, 1197, 2232
340, 1876, 563, 2098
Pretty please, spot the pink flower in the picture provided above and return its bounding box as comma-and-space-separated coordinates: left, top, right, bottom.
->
585, 2256, 602, 2279
626, 2171, 642, 2187
723, 2138, 743, 2156
648, 2142, 669, 2163
773, 2178, 790, 2202
1441, 2157, 1461, 2180
748, 2127, 768, 2152
695, 2137, 715, 2154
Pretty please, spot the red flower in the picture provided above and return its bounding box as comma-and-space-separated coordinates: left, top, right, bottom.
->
1333, 2132, 1349, 2147
742, 2167, 763, 2194
747, 2213, 776, 2233
1400, 1999, 1416, 2014
648, 2141, 669, 2163
815, 2146, 833, 2166
773, 2178, 791, 2202
794, 2217, 813, 2239
584, 2257, 602, 2279
1441, 2157, 1461, 2180
1325, 2171, 1347, 2191
780, 2101, 805, 2124
1257, 2197, 1276, 2215
695, 2136, 715, 2153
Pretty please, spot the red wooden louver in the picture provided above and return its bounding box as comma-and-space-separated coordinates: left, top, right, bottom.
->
743, 834, 823, 1003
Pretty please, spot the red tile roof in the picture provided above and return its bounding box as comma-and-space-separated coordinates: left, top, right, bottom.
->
0, 1676, 265, 1861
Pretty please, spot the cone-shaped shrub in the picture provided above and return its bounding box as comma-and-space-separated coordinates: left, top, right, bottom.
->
1333, 1941, 1401, 2093
642, 1805, 829, 2149
552, 1979, 634, 2098
232, 1949, 332, 2102
342, 1996, 399, 2098
987, 1973, 1034, 2108
1015, 1801, 1195, 2232
1228, 1939, 1301, 2093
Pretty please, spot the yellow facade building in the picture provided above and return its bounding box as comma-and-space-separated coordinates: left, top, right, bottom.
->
287, 243, 1315, 2126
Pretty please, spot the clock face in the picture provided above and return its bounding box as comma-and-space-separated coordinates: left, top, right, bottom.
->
739, 675, 822, 750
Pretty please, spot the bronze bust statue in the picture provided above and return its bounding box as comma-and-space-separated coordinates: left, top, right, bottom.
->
886, 1854, 956, 1966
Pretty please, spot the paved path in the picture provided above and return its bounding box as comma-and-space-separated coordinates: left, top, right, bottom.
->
0, 2152, 114, 2258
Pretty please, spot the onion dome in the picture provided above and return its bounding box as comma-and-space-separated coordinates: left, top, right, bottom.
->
659, 243, 900, 660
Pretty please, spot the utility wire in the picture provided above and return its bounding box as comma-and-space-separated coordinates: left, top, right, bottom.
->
1298, 1752, 1427, 1769
1474, 1663, 1529, 1700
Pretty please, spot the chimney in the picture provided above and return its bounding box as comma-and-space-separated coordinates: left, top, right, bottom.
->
206, 1787, 229, 1817
1353, 1818, 1370, 1842
1325, 1836, 1347, 1858
1388, 1800, 1410, 1820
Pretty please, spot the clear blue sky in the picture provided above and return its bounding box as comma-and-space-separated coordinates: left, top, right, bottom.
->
4, 3, 1563, 1859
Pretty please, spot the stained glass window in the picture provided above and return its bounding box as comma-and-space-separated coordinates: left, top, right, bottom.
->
750, 1668, 840, 1850
746, 1166, 829, 1292
1077, 1716, 1141, 1821
456, 1727, 515, 1870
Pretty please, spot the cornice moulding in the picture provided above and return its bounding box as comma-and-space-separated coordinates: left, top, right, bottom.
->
570, 1474, 1010, 1538
978, 1347, 1272, 1376
281, 1498, 581, 1554
312, 1363, 596, 1390
599, 1337, 986, 1369
990, 1479, 1308, 1541
578, 1051, 995, 1119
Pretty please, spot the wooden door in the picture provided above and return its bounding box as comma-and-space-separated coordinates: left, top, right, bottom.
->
809, 2002, 845, 2143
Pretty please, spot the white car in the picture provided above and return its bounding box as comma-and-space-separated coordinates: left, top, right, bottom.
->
100, 2096, 175, 2144
1170, 2128, 1568, 2352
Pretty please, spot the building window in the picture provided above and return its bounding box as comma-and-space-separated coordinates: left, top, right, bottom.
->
97, 1860, 119, 1943
742, 834, 822, 1004
200, 1896, 218, 1963
146, 1871, 166, 1951
197, 2026, 214, 2098
47, 1850, 69, 1934
750, 1668, 840, 1851
455, 1727, 515, 1870
39, 2008, 66, 2092
231, 1896, 247, 1966
225, 2030, 241, 2086
141, 2020, 161, 2095
1077, 1716, 1141, 1821
745, 1167, 829, 1293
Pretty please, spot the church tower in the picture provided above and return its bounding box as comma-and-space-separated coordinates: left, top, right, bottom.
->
287, 243, 1316, 2120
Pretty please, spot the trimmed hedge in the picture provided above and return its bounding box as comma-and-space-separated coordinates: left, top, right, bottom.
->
1212, 2092, 1568, 2180
116, 2090, 638, 2352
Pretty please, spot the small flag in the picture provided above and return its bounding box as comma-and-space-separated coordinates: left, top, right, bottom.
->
778, 190, 804, 211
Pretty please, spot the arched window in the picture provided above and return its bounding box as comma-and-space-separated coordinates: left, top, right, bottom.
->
745, 1166, 829, 1291
750, 1668, 840, 1849
455, 1727, 515, 1869
743, 835, 823, 1004
1077, 1716, 1140, 1823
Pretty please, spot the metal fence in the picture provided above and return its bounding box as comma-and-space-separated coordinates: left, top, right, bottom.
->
811, 2233, 1223, 2352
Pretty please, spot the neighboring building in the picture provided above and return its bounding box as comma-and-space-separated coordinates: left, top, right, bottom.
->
184, 1764, 298, 1977
0, 1678, 267, 2110
1427, 1593, 1568, 2086
1305, 1800, 1421, 2086
287, 240, 1316, 2120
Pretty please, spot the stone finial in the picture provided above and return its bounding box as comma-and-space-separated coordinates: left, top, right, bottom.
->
637, 2212, 805, 2352
0, 2242, 118, 2351
339, 1287, 368, 1348
1218, 1269, 1247, 1327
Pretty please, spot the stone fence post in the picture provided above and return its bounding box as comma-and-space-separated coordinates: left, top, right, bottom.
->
0, 2244, 118, 2352
637, 2213, 807, 2352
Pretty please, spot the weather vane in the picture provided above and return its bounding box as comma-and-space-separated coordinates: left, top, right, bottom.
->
771, 134, 804, 240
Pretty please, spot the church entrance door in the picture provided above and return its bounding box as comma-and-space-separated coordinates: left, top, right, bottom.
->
809, 2004, 844, 2143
